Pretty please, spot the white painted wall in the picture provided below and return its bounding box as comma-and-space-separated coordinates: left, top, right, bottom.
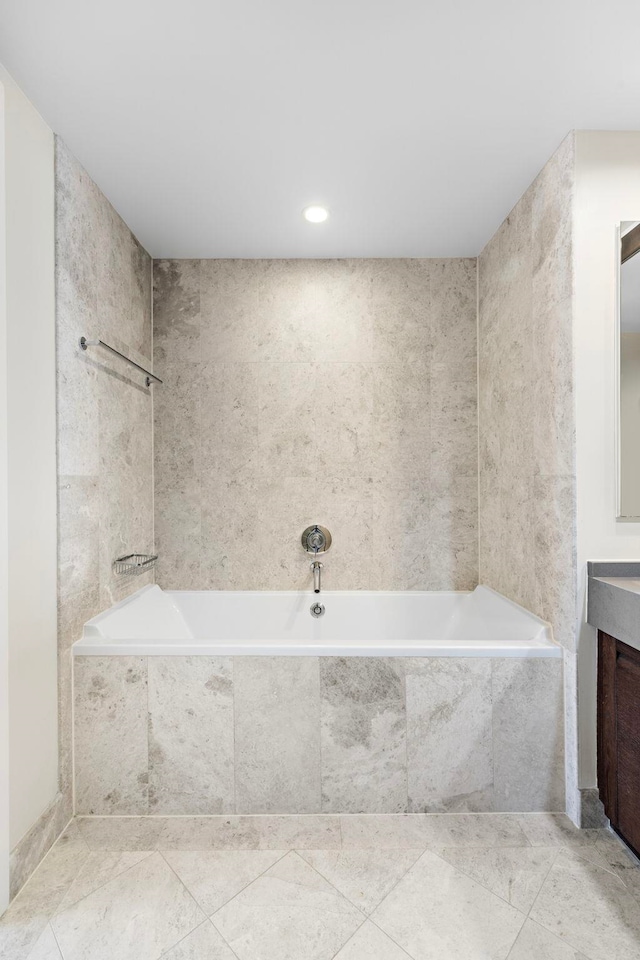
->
574, 131, 640, 788
0, 76, 10, 915
0, 63, 58, 856
619, 331, 640, 517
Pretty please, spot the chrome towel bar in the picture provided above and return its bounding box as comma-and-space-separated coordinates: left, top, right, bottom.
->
79, 337, 162, 387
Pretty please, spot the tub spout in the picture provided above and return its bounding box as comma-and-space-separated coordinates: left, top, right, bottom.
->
311, 560, 323, 594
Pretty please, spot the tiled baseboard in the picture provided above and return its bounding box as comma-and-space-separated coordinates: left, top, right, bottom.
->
9, 791, 72, 900
579, 788, 607, 829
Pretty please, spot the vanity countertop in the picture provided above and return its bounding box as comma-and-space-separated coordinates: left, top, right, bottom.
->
587, 562, 640, 653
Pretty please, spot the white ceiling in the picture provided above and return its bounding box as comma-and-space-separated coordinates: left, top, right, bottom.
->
1, 0, 639, 258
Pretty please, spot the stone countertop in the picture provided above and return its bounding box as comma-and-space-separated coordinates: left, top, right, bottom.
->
587, 561, 640, 653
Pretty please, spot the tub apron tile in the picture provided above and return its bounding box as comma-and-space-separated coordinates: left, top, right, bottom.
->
405, 658, 494, 813
147, 656, 234, 814
233, 657, 321, 814
74, 656, 149, 815
320, 657, 407, 813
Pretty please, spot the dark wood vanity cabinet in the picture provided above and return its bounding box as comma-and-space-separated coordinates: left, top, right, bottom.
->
598, 631, 640, 857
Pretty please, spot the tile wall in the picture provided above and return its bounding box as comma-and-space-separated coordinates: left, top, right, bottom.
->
55, 139, 155, 817
152, 258, 478, 591
477, 134, 578, 818
73, 655, 565, 816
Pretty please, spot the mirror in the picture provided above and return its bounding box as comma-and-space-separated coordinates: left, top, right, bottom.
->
617, 221, 640, 520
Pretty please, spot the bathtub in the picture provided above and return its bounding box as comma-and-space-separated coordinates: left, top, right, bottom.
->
72, 584, 564, 817
73, 583, 560, 657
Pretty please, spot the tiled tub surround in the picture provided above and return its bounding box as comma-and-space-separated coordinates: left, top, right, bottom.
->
9, 143, 157, 900
73, 654, 564, 816
153, 257, 478, 592
477, 134, 579, 819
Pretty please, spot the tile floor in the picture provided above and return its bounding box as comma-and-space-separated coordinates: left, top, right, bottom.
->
1, 813, 640, 960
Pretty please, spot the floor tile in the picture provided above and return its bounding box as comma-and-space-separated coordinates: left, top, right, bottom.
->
530, 849, 640, 960
339, 815, 432, 849
371, 849, 525, 960
76, 817, 164, 851
51, 852, 205, 960
577, 830, 640, 896
517, 815, 599, 850
163, 850, 287, 914
421, 814, 531, 853
340, 814, 529, 851
255, 815, 342, 849
211, 851, 365, 960
439, 845, 558, 913
161, 920, 238, 959
0, 826, 90, 960
299, 849, 423, 914
158, 817, 261, 850
56, 851, 153, 911
157, 815, 341, 850
507, 919, 590, 959
333, 920, 413, 959
25, 924, 63, 960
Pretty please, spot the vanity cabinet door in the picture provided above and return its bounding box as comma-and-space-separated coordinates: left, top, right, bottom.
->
597, 631, 640, 857
616, 647, 640, 855
597, 631, 618, 820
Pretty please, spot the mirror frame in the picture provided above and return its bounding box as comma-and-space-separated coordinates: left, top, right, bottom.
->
616, 221, 640, 521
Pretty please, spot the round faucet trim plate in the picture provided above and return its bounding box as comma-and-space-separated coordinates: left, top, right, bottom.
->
301, 525, 332, 555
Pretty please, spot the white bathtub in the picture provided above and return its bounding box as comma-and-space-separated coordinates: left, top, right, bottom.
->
73, 584, 560, 657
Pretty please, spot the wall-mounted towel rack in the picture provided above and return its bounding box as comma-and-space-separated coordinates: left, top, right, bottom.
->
79, 337, 162, 387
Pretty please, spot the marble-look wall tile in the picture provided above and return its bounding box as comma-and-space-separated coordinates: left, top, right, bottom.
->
478, 134, 577, 816
531, 135, 574, 310
74, 657, 149, 815
153, 258, 477, 591
234, 658, 321, 813
73, 654, 565, 816
492, 659, 565, 811
153, 259, 201, 362
406, 658, 494, 812
430, 258, 477, 364
252, 481, 374, 591
370, 258, 431, 363
320, 659, 407, 813
148, 658, 235, 814
53, 138, 154, 876
478, 134, 575, 636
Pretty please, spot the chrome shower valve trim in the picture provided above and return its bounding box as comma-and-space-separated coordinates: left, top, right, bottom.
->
301, 525, 332, 555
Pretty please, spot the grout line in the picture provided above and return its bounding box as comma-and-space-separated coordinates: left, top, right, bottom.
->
526, 846, 560, 919
53, 850, 156, 919
206, 849, 290, 919
145, 655, 150, 814
509, 915, 596, 960
156, 919, 213, 960
157, 850, 209, 916
476, 253, 481, 582
71, 649, 76, 816
8, 808, 80, 906
231, 658, 237, 815
366, 916, 424, 960
50, 922, 67, 960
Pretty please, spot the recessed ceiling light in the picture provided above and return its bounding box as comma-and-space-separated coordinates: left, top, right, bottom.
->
303, 205, 329, 223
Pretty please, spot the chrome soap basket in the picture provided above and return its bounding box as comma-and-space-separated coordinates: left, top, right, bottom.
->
113, 554, 158, 576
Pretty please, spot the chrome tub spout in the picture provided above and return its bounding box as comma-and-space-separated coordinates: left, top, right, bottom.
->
311, 560, 323, 594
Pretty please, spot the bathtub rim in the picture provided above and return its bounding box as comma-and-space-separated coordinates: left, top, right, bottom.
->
72, 584, 562, 658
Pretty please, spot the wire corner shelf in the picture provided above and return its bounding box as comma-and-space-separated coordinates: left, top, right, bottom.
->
113, 554, 158, 576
